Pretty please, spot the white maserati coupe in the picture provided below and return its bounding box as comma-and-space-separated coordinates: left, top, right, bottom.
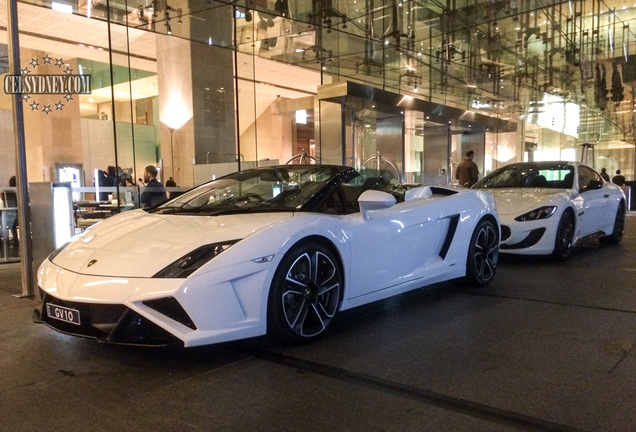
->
473, 161, 626, 260
35, 165, 499, 348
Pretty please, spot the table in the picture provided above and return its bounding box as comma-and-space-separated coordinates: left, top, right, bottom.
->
74, 201, 133, 231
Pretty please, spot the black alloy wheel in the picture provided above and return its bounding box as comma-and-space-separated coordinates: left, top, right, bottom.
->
268, 241, 342, 344
600, 202, 626, 245
552, 210, 575, 261
465, 219, 499, 287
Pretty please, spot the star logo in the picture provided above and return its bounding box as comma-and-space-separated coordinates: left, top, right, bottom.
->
15, 53, 89, 116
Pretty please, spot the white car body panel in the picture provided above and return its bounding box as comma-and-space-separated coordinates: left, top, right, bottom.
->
37, 171, 499, 348
57, 210, 294, 277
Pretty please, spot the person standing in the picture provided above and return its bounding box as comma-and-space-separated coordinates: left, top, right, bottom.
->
5, 176, 18, 247
612, 169, 626, 186
165, 177, 182, 199
139, 165, 166, 208
600, 168, 610, 181
456, 150, 479, 188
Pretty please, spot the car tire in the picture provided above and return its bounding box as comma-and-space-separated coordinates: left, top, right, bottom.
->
599, 202, 626, 245
464, 218, 499, 287
551, 210, 575, 261
268, 241, 342, 344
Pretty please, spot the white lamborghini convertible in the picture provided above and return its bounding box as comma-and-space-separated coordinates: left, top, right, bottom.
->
473, 161, 626, 260
35, 165, 499, 347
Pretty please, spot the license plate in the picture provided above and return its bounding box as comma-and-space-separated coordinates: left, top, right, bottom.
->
46, 303, 81, 325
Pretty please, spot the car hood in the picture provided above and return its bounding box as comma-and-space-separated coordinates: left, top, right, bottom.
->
483, 188, 568, 216
49, 210, 294, 277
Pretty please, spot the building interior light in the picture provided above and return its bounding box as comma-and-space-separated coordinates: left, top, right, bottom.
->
51, 2, 73, 14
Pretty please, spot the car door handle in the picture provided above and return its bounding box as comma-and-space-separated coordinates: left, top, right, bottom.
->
604, 194, 610, 198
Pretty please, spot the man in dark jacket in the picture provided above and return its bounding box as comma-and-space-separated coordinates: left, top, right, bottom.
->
456, 150, 479, 188
600, 168, 610, 181
140, 165, 166, 208
612, 169, 626, 186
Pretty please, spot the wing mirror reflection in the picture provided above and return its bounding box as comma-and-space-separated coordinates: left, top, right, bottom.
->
583, 179, 603, 192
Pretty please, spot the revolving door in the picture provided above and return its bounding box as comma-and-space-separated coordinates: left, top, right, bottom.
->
352, 105, 404, 181
317, 81, 517, 185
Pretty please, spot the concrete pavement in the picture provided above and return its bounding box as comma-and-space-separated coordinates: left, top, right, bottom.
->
1, 215, 636, 431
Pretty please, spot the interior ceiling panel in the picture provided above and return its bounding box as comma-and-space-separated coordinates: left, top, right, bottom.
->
226, 0, 636, 144
6, 0, 636, 144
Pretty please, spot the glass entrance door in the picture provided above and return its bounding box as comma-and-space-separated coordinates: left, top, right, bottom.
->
352, 104, 403, 182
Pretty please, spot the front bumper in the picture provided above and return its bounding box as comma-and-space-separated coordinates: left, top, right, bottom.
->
497, 215, 558, 255
34, 288, 185, 347
500, 227, 546, 250
36, 255, 274, 348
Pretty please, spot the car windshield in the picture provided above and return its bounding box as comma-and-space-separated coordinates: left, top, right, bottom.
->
151, 165, 347, 214
474, 163, 574, 189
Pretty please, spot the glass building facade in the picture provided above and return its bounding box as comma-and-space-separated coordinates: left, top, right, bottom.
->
0, 0, 635, 259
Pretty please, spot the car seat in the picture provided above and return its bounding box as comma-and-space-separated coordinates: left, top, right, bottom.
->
562, 172, 574, 188
531, 175, 548, 187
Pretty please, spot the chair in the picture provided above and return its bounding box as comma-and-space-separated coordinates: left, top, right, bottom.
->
531, 175, 548, 187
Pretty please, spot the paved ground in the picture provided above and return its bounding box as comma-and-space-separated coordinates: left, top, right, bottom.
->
1, 215, 636, 432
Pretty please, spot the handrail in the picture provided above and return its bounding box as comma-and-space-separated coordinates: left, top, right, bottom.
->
286, 149, 316, 165
361, 151, 402, 182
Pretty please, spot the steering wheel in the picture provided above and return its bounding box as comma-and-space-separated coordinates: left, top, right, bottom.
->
226, 193, 265, 208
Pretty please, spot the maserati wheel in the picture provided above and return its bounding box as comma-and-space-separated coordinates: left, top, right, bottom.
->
552, 210, 575, 261
268, 241, 342, 344
465, 219, 499, 287
600, 202, 626, 245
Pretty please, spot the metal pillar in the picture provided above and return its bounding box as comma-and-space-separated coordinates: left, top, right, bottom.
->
7, 0, 35, 298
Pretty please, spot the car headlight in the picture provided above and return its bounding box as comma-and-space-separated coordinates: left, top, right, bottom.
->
153, 240, 240, 278
515, 206, 557, 222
